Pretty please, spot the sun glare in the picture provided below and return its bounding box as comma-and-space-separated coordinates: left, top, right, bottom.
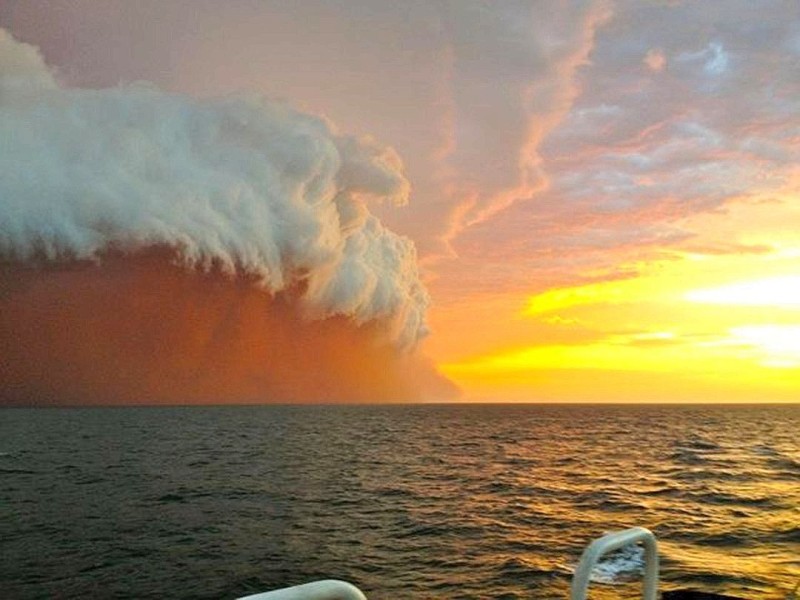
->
729, 325, 800, 368
685, 275, 800, 308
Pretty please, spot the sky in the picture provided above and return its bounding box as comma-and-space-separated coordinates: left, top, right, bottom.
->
1, 1, 799, 403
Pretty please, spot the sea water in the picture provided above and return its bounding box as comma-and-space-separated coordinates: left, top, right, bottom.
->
2, 404, 798, 599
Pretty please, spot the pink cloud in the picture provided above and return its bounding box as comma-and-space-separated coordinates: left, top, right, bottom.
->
1, 0, 610, 259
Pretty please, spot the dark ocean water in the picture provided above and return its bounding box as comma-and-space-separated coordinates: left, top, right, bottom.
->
2, 404, 799, 600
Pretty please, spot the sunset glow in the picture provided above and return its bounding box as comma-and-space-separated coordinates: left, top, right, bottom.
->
438, 234, 800, 401
4, 7, 800, 600
2, 2, 800, 404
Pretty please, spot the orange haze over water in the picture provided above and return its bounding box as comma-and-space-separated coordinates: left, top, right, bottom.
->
0, 251, 456, 405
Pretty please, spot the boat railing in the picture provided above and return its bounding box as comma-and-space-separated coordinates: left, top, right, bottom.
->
237, 579, 368, 600
570, 526, 659, 600
237, 527, 660, 600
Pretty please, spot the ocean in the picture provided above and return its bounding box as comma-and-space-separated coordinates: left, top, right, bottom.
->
2, 404, 798, 599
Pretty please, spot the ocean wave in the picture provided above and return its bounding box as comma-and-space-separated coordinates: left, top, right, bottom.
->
3, 404, 799, 599
588, 543, 645, 585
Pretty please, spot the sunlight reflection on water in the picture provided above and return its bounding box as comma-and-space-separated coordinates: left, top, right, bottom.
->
2, 403, 799, 599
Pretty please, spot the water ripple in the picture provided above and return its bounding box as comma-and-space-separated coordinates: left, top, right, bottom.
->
2, 403, 798, 599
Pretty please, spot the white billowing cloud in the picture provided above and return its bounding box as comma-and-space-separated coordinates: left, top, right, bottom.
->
0, 28, 56, 93
0, 29, 427, 348
0, 0, 610, 258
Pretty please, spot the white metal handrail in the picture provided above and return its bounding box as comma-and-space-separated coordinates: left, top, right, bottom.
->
570, 527, 659, 600
237, 579, 368, 600
237, 529, 659, 600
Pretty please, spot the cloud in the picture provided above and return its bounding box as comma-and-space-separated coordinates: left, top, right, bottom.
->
0, 0, 611, 258
0, 28, 427, 347
0, 28, 460, 404
0, 251, 460, 405
430, 1, 611, 235
677, 41, 730, 76
680, 242, 774, 256
0, 28, 56, 91
442, 0, 800, 297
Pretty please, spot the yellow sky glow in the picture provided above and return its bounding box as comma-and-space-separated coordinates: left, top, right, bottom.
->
435, 197, 800, 402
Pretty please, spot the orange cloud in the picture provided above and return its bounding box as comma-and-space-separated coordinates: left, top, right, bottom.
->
0, 250, 458, 406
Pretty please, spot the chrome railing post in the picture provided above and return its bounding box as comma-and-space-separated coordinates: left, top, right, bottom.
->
237, 579, 368, 600
570, 527, 659, 600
